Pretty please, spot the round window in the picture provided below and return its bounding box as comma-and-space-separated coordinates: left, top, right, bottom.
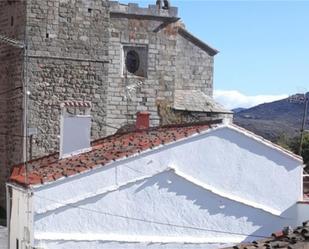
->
125, 50, 140, 74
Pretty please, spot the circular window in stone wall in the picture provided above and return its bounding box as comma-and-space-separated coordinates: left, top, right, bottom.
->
125, 50, 140, 74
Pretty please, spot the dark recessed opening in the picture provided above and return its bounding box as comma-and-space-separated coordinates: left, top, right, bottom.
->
10, 16, 14, 26
142, 97, 147, 105
46, 33, 49, 38
88, 8, 92, 13
125, 50, 140, 74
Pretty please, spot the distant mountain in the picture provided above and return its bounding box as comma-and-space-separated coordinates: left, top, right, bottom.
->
234, 96, 309, 142
232, 107, 247, 113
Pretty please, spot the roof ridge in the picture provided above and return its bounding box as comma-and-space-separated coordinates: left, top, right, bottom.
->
228, 124, 303, 162
92, 119, 222, 145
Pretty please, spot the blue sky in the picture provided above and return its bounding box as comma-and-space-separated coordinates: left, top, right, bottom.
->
119, 0, 309, 108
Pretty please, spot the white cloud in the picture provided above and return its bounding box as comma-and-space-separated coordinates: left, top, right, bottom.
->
214, 90, 288, 110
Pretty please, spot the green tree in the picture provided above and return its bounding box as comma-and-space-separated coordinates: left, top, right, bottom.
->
276, 133, 291, 150
301, 133, 309, 172
288, 133, 309, 173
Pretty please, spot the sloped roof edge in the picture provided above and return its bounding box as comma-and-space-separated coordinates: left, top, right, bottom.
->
10, 120, 220, 187
178, 27, 219, 56
226, 124, 303, 163
9, 121, 302, 188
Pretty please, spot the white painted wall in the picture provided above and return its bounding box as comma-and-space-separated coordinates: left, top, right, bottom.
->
168, 127, 302, 214
33, 241, 226, 249
28, 125, 303, 249
296, 202, 309, 225
0, 226, 8, 249
32, 170, 293, 249
9, 187, 33, 249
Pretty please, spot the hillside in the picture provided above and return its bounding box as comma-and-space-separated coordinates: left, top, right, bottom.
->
231, 107, 247, 113
234, 97, 308, 142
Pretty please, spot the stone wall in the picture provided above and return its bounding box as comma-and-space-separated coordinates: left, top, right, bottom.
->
0, 0, 110, 208
176, 33, 214, 96
0, 0, 219, 209
26, 0, 110, 157
27, 59, 107, 157
107, 11, 179, 133
0, 0, 26, 208
107, 2, 215, 131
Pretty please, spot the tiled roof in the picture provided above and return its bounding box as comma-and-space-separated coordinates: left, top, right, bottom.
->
10, 121, 219, 187
173, 90, 232, 113
223, 221, 309, 249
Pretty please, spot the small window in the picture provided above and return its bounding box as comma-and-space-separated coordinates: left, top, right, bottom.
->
123, 45, 148, 78
125, 50, 140, 74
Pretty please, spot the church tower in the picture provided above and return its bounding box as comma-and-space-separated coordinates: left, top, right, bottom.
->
0, 0, 230, 212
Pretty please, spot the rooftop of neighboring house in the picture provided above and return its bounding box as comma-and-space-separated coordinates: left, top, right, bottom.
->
9, 116, 305, 190
222, 221, 309, 249
0, 226, 7, 249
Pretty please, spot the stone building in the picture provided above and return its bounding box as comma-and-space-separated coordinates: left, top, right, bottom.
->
0, 0, 231, 209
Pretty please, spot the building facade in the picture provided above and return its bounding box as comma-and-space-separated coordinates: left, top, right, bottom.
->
7, 118, 309, 249
0, 0, 231, 208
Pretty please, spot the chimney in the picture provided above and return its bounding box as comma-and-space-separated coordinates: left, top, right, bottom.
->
136, 111, 150, 130
59, 101, 92, 158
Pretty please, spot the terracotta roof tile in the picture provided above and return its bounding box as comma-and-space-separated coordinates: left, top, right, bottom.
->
10, 121, 219, 187
223, 222, 309, 249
